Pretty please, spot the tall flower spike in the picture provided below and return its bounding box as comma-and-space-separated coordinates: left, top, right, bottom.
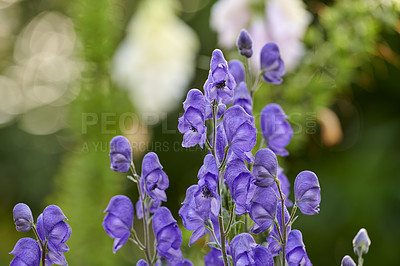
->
260, 42, 285, 84
352, 228, 371, 257
237, 29, 253, 58
103, 195, 134, 253
286, 230, 312, 266
260, 104, 293, 156
109, 135, 132, 173
294, 171, 321, 215
203, 49, 236, 104
249, 187, 277, 234
141, 152, 169, 201
9, 238, 41, 266
223, 105, 257, 162
13, 203, 34, 232
252, 149, 278, 187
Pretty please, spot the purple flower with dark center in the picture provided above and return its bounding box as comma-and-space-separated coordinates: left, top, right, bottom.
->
197, 154, 219, 201
178, 89, 207, 148
9, 237, 41, 266
36, 205, 71, 265
103, 195, 133, 253
153, 207, 183, 262
109, 135, 132, 173
223, 105, 257, 162
286, 230, 312, 266
272, 166, 293, 207
141, 152, 169, 202
260, 104, 293, 156
228, 60, 245, 85
252, 149, 277, 187
136, 198, 161, 219
294, 171, 321, 215
13, 203, 33, 232
237, 29, 253, 58
230, 233, 273, 266
341, 255, 356, 266
233, 82, 252, 115
225, 159, 255, 215
267, 201, 290, 257
249, 187, 277, 233
352, 228, 371, 257
204, 49, 236, 104
204, 248, 224, 266
260, 42, 285, 84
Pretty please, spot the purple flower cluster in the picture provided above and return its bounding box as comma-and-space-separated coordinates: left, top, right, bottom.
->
10, 203, 71, 265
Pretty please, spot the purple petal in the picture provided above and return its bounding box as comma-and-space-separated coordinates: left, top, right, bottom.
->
13, 203, 33, 232
109, 136, 132, 173
10, 238, 41, 266
253, 149, 277, 187
294, 171, 321, 215
228, 60, 245, 85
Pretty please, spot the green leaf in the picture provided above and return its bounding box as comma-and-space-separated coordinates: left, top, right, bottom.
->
206, 242, 221, 251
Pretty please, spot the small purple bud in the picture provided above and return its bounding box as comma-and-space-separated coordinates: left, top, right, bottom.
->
13, 203, 33, 232
341, 255, 356, 266
260, 42, 285, 84
9, 237, 41, 266
352, 228, 371, 257
237, 29, 253, 58
294, 171, 321, 215
109, 136, 132, 173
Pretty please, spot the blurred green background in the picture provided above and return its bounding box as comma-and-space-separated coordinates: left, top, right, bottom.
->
0, 0, 399, 265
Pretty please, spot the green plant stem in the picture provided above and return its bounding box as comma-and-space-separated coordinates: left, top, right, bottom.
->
275, 179, 287, 266
358, 255, 364, 266
32, 224, 46, 266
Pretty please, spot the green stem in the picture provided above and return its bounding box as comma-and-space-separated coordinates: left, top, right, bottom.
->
358, 255, 364, 266
250, 71, 263, 99
275, 179, 287, 266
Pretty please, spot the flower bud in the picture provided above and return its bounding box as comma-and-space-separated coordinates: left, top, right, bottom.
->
236, 29, 253, 58
341, 255, 356, 266
352, 228, 371, 257
13, 203, 33, 232
109, 136, 132, 173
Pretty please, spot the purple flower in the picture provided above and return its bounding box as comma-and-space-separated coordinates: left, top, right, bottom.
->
224, 159, 255, 215
286, 230, 312, 266
228, 60, 245, 85
341, 255, 356, 266
153, 207, 183, 261
294, 171, 321, 215
215, 123, 231, 164
223, 105, 257, 162
237, 29, 253, 58
197, 154, 219, 201
141, 152, 169, 201
249, 187, 277, 233
36, 205, 71, 265
233, 82, 252, 115
103, 195, 134, 253
260, 104, 293, 156
204, 248, 224, 266
266, 201, 290, 257
137, 259, 148, 266
109, 135, 132, 173
9, 238, 41, 266
230, 233, 273, 266
352, 228, 371, 257
260, 43, 285, 84
13, 203, 33, 232
204, 49, 236, 104
178, 89, 207, 148
252, 149, 277, 187
136, 198, 161, 219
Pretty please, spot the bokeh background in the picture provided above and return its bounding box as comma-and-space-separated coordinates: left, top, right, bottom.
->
0, 0, 399, 265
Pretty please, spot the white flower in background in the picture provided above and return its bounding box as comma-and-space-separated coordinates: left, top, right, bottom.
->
211, 0, 311, 71
112, 0, 199, 125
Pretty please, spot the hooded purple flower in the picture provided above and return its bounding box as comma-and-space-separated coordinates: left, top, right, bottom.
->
223, 105, 256, 162
294, 171, 321, 215
260, 43, 285, 84
178, 89, 207, 148
249, 187, 277, 233
153, 207, 183, 262
266, 201, 290, 257
197, 154, 220, 202
233, 82, 252, 115
13, 203, 34, 232
204, 49, 236, 104
252, 149, 277, 187
230, 233, 273, 266
36, 205, 71, 265
225, 159, 255, 215
260, 104, 293, 156
286, 230, 312, 266
237, 29, 253, 58
204, 248, 224, 266
10, 237, 41, 266
228, 60, 245, 85
109, 135, 132, 173
141, 152, 169, 202
341, 255, 356, 266
103, 195, 134, 253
